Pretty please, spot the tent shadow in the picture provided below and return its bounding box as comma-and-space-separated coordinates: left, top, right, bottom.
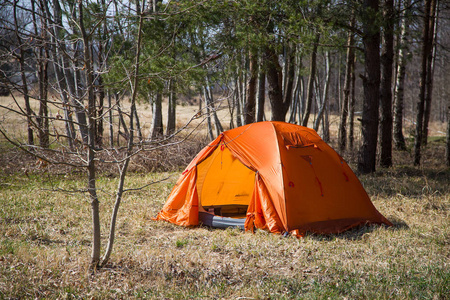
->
386, 216, 410, 230
303, 220, 408, 242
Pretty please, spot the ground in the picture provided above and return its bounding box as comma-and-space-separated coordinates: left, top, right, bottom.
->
0, 94, 449, 299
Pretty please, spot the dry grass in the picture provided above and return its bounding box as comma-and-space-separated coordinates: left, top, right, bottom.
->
1, 145, 449, 299
1, 94, 449, 299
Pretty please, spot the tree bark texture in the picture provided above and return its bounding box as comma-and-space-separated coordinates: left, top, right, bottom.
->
422, 0, 438, 146
283, 44, 296, 121
314, 51, 331, 133
150, 93, 164, 139
379, 0, 395, 168
203, 86, 214, 140
302, 33, 320, 127
245, 51, 258, 124
414, 0, 433, 166
358, 0, 381, 174
266, 47, 289, 121
393, 0, 411, 151
338, 24, 355, 152
256, 70, 266, 122
31, 0, 49, 148
348, 55, 356, 150
166, 80, 177, 136
79, 0, 101, 266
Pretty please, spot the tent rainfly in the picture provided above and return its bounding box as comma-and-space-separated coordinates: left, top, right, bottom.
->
155, 121, 392, 236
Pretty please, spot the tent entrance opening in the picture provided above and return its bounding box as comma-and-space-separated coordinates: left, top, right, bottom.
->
196, 146, 255, 218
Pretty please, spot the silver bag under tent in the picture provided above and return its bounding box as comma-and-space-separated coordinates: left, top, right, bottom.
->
199, 212, 245, 230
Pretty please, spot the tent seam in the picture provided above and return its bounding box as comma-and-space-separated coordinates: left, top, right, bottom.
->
270, 122, 288, 232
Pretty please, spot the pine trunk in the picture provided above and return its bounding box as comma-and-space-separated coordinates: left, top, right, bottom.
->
245, 52, 258, 124
150, 93, 164, 140
266, 47, 286, 121
256, 69, 266, 122
358, 0, 381, 174
348, 55, 356, 150
380, 0, 394, 168
414, 0, 433, 166
166, 80, 177, 136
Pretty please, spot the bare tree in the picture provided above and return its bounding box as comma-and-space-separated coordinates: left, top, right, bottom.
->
13, 0, 34, 146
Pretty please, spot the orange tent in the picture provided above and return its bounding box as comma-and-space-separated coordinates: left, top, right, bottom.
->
155, 121, 392, 236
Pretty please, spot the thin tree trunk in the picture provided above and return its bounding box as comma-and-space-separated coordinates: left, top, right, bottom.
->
256, 69, 266, 123
302, 33, 320, 127
53, 0, 88, 143
322, 100, 330, 142
240, 67, 246, 126
348, 55, 356, 150
284, 44, 296, 122
358, 0, 381, 174
414, 0, 433, 166
393, 0, 410, 151
338, 22, 355, 151
37, 57, 49, 148
227, 82, 235, 129
150, 93, 164, 139
101, 1, 143, 266
422, 0, 438, 146
446, 100, 450, 166
297, 57, 305, 124
31, 0, 49, 148
13, 0, 34, 146
314, 51, 331, 133
166, 80, 177, 136
266, 46, 289, 121
108, 93, 114, 147
203, 86, 214, 140
116, 93, 128, 142
245, 51, 258, 124
79, 0, 101, 267
289, 50, 302, 124
205, 76, 223, 135
41, 0, 75, 149
380, 0, 395, 168
97, 75, 104, 148
133, 106, 142, 141
236, 75, 243, 127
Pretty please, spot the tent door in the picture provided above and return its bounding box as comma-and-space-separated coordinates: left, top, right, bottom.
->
196, 146, 255, 218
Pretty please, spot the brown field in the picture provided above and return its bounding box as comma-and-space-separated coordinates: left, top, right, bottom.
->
0, 94, 449, 299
